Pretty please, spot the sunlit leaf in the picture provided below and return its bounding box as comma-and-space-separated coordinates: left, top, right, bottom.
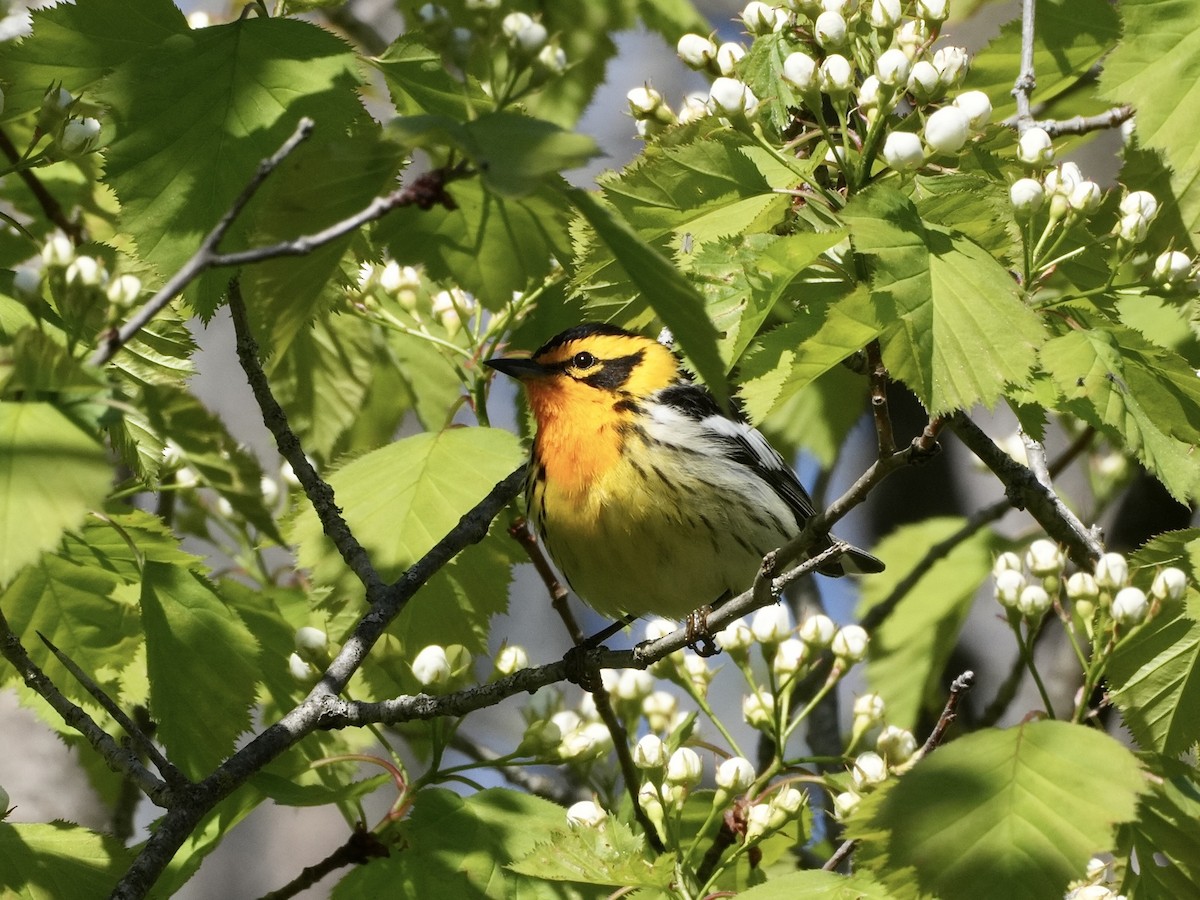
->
0, 822, 131, 899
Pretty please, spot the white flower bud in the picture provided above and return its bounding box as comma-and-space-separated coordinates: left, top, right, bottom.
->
782, 52, 818, 91
1016, 584, 1052, 618
897, 19, 930, 57
501, 12, 547, 55
1151, 567, 1187, 602
412, 644, 451, 687
876, 724, 917, 765
678, 91, 710, 124
993, 551, 1024, 577
215, 496, 235, 520
174, 465, 199, 489
41, 231, 74, 268
1116, 212, 1149, 245
716, 756, 756, 792
11, 265, 42, 299
1112, 586, 1149, 625
751, 604, 793, 644
59, 116, 101, 155
932, 46, 969, 87
665, 747, 703, 788
1066, 571, 1099, 603
1026, 540, 1064, 578
643, 690, 677, 732
742, 1, 786, 33
261, 475, 279, 503
1069, 181, 1102, 216
1152, 251, 1192, 287
715, 42, 746, 76
536, 43, 567, 74
493, 644, 528, 677
869, 0, 901, 29
744, 802, 774, 841
42, 86, 73, 117
819, 54, 854, 94
627, 85, 665, 119
917, 0, 950, 24
633, 733, 668, 769
379, 261, 417, 295
814, 10, 847, 48
677, 33, 717, 69
1009, 178, 1045, 215
743, 691, 776, 728
882, 131, 924, 172
105, 273, 142, 307
852, 751, 888, 789
681, 651, 713, 693
466, 0, 500, 7
550, 710, 582, 739
907, 60, 940, 103
821, 0, 853, 12
923, 105, 971, 154
566, 800, 606, 828
288, 652, 317, 683
716, 618, 754, 657
852, 692, 885, 724
799, 613, 836, 648
833, 790, 860, 818
643, 617, 675, 642
1017, 127, 1054, 165
294, 626, 328, 653
875, 48, 911, 87
772, 638, 808, 679
770, 785, 805, 823
708, 77, 759, 118
858, 76, 883, 115
1094, 552, 1129, 590
1119, 190, 1158, 221
953, 90, 992, 129
615, 668, 654, 702
832, 625, 869, 662
65, 256, 104, 287
994, 569, 1027, 608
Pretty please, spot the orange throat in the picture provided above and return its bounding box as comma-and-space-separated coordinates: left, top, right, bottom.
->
526, 380, 625, 498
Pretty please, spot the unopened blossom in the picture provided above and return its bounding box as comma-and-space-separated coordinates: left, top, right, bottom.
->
1152, 250, 1192, 287
1112, 586, 1149, 625
782, 51, 818, 91
412, 644, 451, 687
1094, 553, 1129, 590
883, 131, 924, 172
923, 105, 971, 154
1026, 540, 1064, 578
876, 48, 911, 87
852, 751, 888, 789
715, 42, 746, 76
799, 613, 836, 648
832, 625, 869, 663
59, 115, 102, 155
814, 10, 847, 48
566, 800, 606, 828
994, 569, 1027, 609
1151, 567, 1187, 602
751, 604, 793, 644
907, 60, 940, 103
869, 0, 901, 30
677, 33, 717, 69
953, 90, 992, 129
1017, 127, 1054, 165
708, 77, 759, 117
819, 54, 854, 95
716, 756, 757, 793
665, 747, 703, 788
633, 734, 667, 769
1016, 584, 1052, 618
932, 46, 968, 87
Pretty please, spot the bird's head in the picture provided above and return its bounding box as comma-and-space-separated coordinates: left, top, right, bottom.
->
485, 324, 681, 419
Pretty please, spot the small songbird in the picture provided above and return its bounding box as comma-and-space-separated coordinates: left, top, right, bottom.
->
485, 323, 883, 622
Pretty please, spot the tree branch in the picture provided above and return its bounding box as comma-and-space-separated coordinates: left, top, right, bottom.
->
1011, 0, 1038, 132
0, 610, 171, 806
950, 413, 1103, 567
1034, 106, 1133, 137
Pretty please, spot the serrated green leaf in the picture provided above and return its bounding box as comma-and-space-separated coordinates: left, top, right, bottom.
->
1102, 0, 1200, 248
57, 509, 200, 584
739, 32, 804, 134
760, 365, 868, 468
848, 720, 1147, 900
738, 285, 881, 422
912, 174, 1019, 265
0, 822, 131, 899
858, 517, 1010, 731
844, 185, 1044, 413
140, 562, 260, 778
964, 0, 1120, 124
379, 179, 571, 310
374, 34, 491, 118
465, 114, 600, 198
0, 329, 106, 398
154, 787, 268, 898
1125, 762, 1200, 898
734, 869, 897, 899
0, 0, 187, 117
568, 188, 728, 404
290, 426, 524, 590
509, 816, 673, 889
95, 16, 364, 313
1040, 326, 1200, 504
0, 402, 112, 586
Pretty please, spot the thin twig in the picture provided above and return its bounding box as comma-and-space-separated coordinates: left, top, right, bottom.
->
950, 413, 1103, 567
865, 340, 895, 456
228, 280, 382, 594
37, 632, 185, 786
0, 610, 171, 806
259, 826, 389, 900
1033, 106, 1133, 137
1011, 0, 1038, 132
448, 732, 582, 805
0, 129, 81, 241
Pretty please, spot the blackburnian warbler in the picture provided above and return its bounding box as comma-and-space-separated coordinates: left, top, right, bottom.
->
485, 323, 883, 621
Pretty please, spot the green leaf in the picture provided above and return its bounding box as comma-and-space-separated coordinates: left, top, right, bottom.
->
740, 32, 805, 134
0, 402, 111, 586
95, 15, 364, 313
59, 509, 200, 584
759, 365, 868, 468
0, 822, 131, 899
1102, 0, 1200, 246
290, 426, 524, 590
848, 720, 1147, 900
140, 562, 261, 778
568, 188, 729, 404
912, 173, 1020, 265
636, 0, 709, 39
1040, 325, 1200, 504
509, 815, 674, 889
738, 286, 882, 422
691, 230, 848, 369
0, 0, 187, 117
464, 114, 600, 198
374, 34, 491, 118
250, 770, 391, 808
843, 185, 1045, 413
964, 0, 1120, 123
378, 180, 572, 310
733, 869, 897, 899
334, 788, 582, 899
1125, 762, 1200, 898
858, 517, 1011, 731
0, 553, 137, 704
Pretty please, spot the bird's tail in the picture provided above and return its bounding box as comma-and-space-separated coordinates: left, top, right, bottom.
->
814, 537, 886, 577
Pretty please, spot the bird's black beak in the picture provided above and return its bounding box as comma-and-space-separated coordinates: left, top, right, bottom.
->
483, 356, 547, 381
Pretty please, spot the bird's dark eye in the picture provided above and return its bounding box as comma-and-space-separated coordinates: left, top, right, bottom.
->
572, 351, 596, 369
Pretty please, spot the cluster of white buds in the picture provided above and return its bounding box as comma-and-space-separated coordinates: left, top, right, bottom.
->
1115, 189, 1159, 246
1063, 856, 1127, 900
430, 286, 474, 335
38, 85, 102, 158
626, 84, 678, 137
1040, 162, 1104, 222
744, 782, 806, 843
